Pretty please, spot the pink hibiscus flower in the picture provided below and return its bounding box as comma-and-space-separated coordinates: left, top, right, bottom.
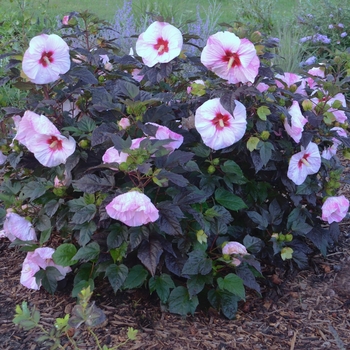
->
2, 211, 36, 242
307, 67, 325, 89
275, 72, 306, 95
284, 101, 308, 143
222, 241, 249, 266
287, 142, 321, 185
145, 122, 183, 152
14, 111, 76, 167
22, 34, 71, 84
194, 98, 247, 150
118, 118, 131, 130
322, 127, 347, 159
20, 247, 71, 290
311, 93, 347, 123
106, 191, 159, 227
136, 21, 183, 67
201, 32, 260, 84
102, 137, 145, 169
321, 195, 349, 224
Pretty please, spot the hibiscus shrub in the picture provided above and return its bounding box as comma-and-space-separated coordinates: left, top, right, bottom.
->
0, 11, 349, 319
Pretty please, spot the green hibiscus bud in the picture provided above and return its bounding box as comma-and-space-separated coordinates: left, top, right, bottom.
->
119, 162, 128, 171
212, 158, 220, 166
53, 187, 67, 197
207, 165, 216, 174
278, 234, 286, 241
285, 234, 293, 242
78, 139, 90, 149
302, 99, 313, 111
250, 31, 262, 42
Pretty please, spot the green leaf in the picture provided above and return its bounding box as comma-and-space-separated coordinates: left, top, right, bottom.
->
246, 211, 269, 230
257, 106, 271, 121
77, 116, 96, 133
71, 204, 96, 225
236, 265, 261, 295
258, 141, 274, 166
68, 197, 87, 211
73, 174, 115, 194
220, 160, 247, 185
187, 274, 212, 297
73, 242, 100, 261
35, 266, 61, 294
52, 243, 78, 267
137, 237, 163, 276
220, 290, 240, 319
110, 242, 128, 263
217, 273, 245, 300
123, 265, 148, 289
72, 279, 95, 298
127, 327, 138, 341
55, 314, 70, 332
215, 188, 247, 211
168, 286, 198, 316
128, 226, 149, 250
44, 199, 60, 217
105, 264, 128, 293
70, 66, 98, 84
149, 274, 175, 303
39, 228, 52, 245
246, 136, 260, 152
85, 303, 107, 328
107, 224, 128, 249
118, 80, 140, 99
76, 221, 97, 247
243, 235, 264, 254
20, 180, 47, 201
281, 247, 293, 260
182, 250, 212, 275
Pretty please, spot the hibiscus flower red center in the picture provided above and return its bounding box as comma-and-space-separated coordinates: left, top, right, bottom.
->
298, 153, 310, 168
154, 38, 169, 55
212, 113, 231, 130
47, 136, 63, 150
223, 51, 241, 69
39, 51, 54, 67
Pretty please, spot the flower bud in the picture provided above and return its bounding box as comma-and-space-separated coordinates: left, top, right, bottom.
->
285, 234, 293, 242
278, 234, 286, 241
302, 99, 313, 111
78, 139, 90, 149
207, 165, 216, 174
289, 84, 297, 93
119, 162, 128, 171
53, 187, 67, 197
212, 158, 220, 166
334, 56, 341, 64
251, 31, 262, 42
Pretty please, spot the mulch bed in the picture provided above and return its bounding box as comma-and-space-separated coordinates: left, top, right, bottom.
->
1, 231, 349, 350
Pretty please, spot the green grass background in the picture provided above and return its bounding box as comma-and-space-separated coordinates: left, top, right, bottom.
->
2, 0, 297, 23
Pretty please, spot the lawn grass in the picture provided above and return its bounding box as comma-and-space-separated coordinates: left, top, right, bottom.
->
2, 0, 298, 24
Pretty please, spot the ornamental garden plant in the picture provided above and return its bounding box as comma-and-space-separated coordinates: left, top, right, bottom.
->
0, 10, 349, 320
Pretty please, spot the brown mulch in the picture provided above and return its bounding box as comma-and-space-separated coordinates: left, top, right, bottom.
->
1, 232, 350, 350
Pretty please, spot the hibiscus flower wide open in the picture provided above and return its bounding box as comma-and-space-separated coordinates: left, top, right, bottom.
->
201, 31, 260, 84
13, 111, 76, 167
22, 33, 71, 84
136, 21, 183, 67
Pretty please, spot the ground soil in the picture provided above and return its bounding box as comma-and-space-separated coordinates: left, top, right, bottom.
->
1, 230, 350, 350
